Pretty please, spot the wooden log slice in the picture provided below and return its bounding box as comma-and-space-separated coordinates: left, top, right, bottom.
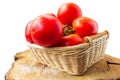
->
5, 50, 120, 80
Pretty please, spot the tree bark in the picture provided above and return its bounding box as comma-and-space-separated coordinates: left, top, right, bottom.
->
5, 50, 120, 80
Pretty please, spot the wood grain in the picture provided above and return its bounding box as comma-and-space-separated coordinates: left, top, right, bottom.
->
5, 50, 120, 80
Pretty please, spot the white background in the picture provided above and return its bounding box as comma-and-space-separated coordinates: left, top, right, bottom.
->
0, 0, 120, 79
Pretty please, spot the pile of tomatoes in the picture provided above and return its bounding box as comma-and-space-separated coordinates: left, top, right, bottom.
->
25, 2, 98, 47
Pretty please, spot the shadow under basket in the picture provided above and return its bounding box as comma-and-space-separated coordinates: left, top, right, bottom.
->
27, 31, 109, 75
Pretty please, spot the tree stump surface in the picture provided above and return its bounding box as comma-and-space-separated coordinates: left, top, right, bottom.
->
5, 50, 120, 80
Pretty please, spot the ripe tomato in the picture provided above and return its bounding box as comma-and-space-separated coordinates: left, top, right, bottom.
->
25, 20, 33, 43
31, 14, 63, 47
72, 17, 98, 38
54, 34, 83, 47
57, 2, 82, 25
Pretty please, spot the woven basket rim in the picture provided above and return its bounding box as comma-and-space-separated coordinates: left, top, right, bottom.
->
27, 41, 89, 50
27, 31, 109, 51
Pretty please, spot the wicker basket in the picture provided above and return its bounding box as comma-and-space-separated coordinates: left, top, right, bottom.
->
27, 31, 109, 75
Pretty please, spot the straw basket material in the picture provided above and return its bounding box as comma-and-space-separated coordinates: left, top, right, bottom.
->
27, 31, 109, 75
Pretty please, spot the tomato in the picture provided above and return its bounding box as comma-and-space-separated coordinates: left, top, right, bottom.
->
72, 17, 98, 38
25, 20, 33, 43
54, 34, 83, 47
57, 2, 82, 25
31, 14, 63, 47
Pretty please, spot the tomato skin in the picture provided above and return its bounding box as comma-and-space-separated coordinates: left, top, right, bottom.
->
25, 20, 33, 43
54, 34, 83, 47
72, 17, 98, 38
31, 14, 63, 47
57, 2, 82, 25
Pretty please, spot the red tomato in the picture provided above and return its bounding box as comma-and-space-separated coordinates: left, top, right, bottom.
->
25, 20, 33, 43
31, 14, 63, 47
72, 17, 98, 38
57, 2, 82, 25
54, 34, 83, 47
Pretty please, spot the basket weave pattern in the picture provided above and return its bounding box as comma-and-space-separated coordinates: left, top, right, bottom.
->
28, 31, 109, 75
